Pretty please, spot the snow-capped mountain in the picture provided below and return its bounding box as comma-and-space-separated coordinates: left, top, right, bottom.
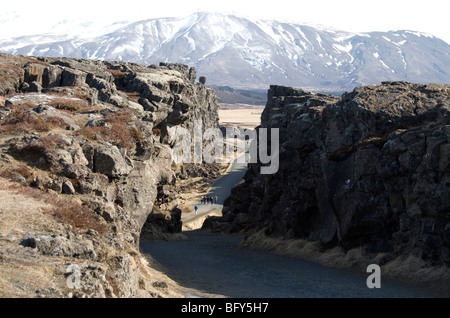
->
1, 12, 450, 92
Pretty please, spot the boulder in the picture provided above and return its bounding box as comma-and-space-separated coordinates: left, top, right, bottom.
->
77, 172, 109, 195
84, 199, 116, 222
63, 164, 90, 179
93, 144, 133, 178
126, 101, 144, 114
27, 81, 42, 93
24, 63, 47, 85
62, 180, 76, 194
61, 68, 87, 87
22, 235, 96, 260
188, 67, 196, 83
85, 73, 116, 102
42, 65, 63, 88
0, 53, 25, 95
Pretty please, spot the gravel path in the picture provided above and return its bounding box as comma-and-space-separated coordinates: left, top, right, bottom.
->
141, 231, 434, 298
141, 157, 436, 298
198, 158, 248, 205
181, 158, 247, 229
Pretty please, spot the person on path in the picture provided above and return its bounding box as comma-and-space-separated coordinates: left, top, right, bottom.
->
214, 196, 218, 204
194, 205, 199, 215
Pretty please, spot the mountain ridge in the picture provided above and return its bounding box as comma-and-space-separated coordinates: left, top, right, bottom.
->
1, 12, 450, 91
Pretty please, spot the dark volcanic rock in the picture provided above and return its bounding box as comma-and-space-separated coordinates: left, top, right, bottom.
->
209, 82, 450, 266
0, 53, 220, 297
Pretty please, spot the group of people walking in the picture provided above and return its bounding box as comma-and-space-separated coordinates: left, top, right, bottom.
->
195, 195, 219, 215
201, 195, 218, 205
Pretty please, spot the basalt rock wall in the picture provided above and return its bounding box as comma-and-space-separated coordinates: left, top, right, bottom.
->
0, 53, 219, 297
206, 82, 450, 267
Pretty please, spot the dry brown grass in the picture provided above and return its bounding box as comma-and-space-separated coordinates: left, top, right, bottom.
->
1, 182, 107, 234
36, 133, 67, 151
24, 57, 49, 66
0, 107, 51, 133
152, 128, 162, 136
0, 164, 34, 183
106, 68, 127, 78
124, 92, 140, 103
47, 97, 91, 112
241, 230, 450, 295
0, 105, 69, 134
73, 88, 90, 101
80, 124, 134, 150
51, 199, 107, 235
241, 230, 393, 271
47, 116, 68, 129
79, 109, 138, 150
240, 230, 342, 264
0, 62, 22, 79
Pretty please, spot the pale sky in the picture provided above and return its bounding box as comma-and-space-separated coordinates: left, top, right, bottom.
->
1, 0, 450, 43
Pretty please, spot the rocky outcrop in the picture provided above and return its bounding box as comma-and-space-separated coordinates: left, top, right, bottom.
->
0, 53, 219, 297
205, 82, 450, 267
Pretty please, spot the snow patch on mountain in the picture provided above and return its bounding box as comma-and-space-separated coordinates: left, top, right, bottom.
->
0, 12, 449, 91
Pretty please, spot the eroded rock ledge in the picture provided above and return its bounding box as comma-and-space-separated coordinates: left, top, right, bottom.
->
205, 82, 450, 267
0, 53, 219, 297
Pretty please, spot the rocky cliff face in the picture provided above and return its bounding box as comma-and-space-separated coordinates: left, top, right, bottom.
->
205, 82, 450, 267
0, 53, 218, 297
